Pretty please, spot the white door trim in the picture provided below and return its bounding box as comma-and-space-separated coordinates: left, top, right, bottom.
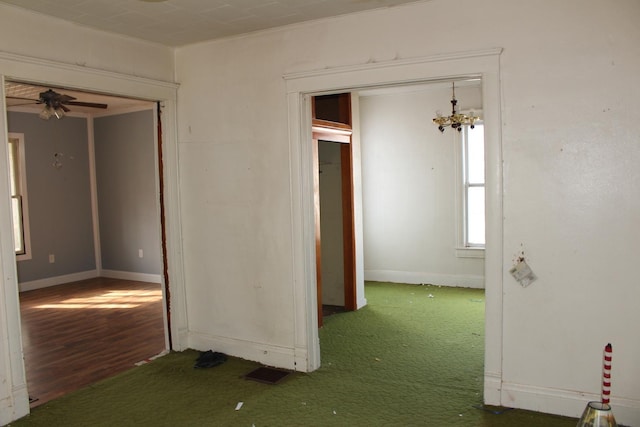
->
0, 51, 187, 422
284, 48, 504, 405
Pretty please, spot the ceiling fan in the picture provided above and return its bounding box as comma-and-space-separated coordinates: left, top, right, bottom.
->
7, 88, 108, 119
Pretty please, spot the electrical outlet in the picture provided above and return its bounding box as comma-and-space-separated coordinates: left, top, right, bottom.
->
138, 249, 144, 258
48, 254, 55, 263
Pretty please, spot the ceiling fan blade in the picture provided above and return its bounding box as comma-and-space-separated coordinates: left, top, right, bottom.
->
59, 94, 77, 103
6, 101, 42, 107
59, 104, 71, 113
6, 95, 41, 103
66, 101, 108, 109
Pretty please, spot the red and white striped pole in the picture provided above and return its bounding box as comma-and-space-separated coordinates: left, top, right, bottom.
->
601, 343, 613, 405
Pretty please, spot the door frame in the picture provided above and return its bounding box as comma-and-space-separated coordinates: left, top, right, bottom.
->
0, 51, 187, 420
312, 123, 356, 327
284, 49, 504, 406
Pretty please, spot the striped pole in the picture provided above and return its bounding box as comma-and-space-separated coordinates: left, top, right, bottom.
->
601, 343, 612, 405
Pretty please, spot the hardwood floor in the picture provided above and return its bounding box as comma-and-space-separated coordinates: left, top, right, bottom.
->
19, 277, 166, 407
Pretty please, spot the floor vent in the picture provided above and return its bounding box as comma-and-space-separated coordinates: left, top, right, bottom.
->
244, 366, 291, 385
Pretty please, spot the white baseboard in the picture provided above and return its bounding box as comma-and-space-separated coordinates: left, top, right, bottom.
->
100, 270, 162, 283
188, 331, 298, 371
172, 327, 190, 351
293, 346, 310, 372
364, 270, 484, 288
483, 371, 502, 406
19, 270, 98, 292
357, 297, 368, 309
18, 269, 161, 291
501, 382, 640, 426
0, 383, 29, 426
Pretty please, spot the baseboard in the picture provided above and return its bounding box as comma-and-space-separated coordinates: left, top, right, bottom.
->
364, 270, 484, 288
357, 297, 368, 309
188, 331, 297, 371
501, 382, 640, 426
293, 346, 311, 372
18, 270, 98, 292
18, 269, 161, 291
172, 327, 190, 351
0, 383, 29, 426
483, 371, 502, 406
100, 270, 162, 283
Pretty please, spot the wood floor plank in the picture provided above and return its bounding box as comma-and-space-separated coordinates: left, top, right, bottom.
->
19, 277, 166, 407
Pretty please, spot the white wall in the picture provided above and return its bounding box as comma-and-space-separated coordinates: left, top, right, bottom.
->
175, 0, 640, 424
0, 4, 174, 83
0, 6, 177, 424
0, 0, 638, 424
359, 84, 484, 287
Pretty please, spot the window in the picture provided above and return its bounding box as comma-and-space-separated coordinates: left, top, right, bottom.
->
8, 133, 31, 260
456, 122, 485, 257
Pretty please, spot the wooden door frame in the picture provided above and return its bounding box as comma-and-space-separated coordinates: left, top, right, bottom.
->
312, 121, 356, 327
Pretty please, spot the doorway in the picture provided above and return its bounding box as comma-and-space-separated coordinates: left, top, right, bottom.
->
4, 80, 170, 405
312, 94, 357, 327
0, 55, 183, 418
285, 50, 503, 406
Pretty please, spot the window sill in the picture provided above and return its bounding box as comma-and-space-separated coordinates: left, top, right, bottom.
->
16, 253, 32, 262
455, 247, 485, 259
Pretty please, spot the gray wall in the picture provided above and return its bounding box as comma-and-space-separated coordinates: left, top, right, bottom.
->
8, 112, 95, 282
94, 110, 161, 275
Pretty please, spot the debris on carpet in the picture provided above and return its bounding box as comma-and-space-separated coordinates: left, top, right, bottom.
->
194, 350, 227, 369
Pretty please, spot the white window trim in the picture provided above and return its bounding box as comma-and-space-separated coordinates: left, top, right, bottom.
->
9, 133, 32, 261
454, 114, 484, 259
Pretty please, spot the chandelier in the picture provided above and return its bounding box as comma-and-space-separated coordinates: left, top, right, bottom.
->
432, 82, 479, 133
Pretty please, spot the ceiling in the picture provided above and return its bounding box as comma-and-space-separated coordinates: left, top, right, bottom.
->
1, 0, 438, 114
0, 0, 425, 48
5, 82, 152, 115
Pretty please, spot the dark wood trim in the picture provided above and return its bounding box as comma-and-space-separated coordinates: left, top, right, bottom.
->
313, 128, 357, 322
312, 93, 351, 125
156, 102, 172, 349
312, 118, 353, 132
312, 93, 356, 326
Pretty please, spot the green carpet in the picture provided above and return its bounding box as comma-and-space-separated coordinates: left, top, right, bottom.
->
9, 282, 578, 426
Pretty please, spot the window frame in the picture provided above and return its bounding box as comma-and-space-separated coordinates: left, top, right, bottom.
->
8, 133, 32, 261
454, 118, 485, 258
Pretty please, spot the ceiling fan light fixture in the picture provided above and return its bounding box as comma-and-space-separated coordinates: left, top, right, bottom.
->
53, 107, 65, 119
39, 103, 66, 120
39, 105, 53, 120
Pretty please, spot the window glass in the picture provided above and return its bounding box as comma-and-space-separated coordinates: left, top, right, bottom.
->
467, 186, 485, 246
466, 126, 484, 184
8, 134, 30, 258
463, 124, 485, 247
